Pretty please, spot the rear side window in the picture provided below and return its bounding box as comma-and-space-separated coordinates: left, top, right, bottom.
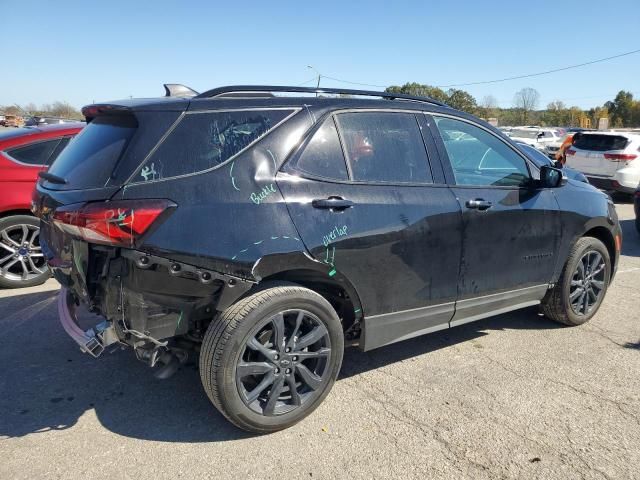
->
294, 116, 348, 181
5, 139, 60, 165
135, 109, 294, 182
335, 112, 432, 183
46, 115, 136, 189
573, 134, 629, 151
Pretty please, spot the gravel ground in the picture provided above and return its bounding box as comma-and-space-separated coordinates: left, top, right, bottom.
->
0, 202, 638, 480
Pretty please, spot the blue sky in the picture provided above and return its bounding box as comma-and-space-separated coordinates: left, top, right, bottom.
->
3, 0, 639, 110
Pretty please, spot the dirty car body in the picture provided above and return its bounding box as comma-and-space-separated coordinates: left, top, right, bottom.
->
35, 85, 622, 432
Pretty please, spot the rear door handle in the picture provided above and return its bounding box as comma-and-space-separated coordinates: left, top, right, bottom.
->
312, 197, 354, 211
465, 199, 493, 211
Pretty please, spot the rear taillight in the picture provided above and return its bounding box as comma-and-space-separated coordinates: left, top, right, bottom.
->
566, 148, 576, 156
53, 199, 175, 247
603, 153, 637, 161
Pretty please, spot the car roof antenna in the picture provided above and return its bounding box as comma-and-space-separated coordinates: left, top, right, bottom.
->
163, 84, 199, 98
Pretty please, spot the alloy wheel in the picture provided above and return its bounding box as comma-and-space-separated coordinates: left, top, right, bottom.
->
569, 250, 606, 316
0, 224, 47, 282
235, 309, 332, 416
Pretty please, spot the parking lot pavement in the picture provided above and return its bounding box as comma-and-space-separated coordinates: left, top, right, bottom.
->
0, 203, 638, 480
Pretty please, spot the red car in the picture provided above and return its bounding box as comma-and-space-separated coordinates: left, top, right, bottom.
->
0, 123, 83, 288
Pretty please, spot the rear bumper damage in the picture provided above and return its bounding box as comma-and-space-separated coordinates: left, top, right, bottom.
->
53, 246, 254, 375
58, 287, 120, 358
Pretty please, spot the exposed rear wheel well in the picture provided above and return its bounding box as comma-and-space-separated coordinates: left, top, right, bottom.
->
583, 226, 616, 278
258, 269, 359, 335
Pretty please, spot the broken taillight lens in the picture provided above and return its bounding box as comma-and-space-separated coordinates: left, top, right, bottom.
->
53, 199, 175, 247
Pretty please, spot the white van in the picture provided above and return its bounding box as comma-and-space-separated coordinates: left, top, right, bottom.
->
565, 131, 640, 194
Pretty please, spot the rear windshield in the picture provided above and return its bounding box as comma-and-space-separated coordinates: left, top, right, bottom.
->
573, 134, 629, 151
46, 115, 136, 189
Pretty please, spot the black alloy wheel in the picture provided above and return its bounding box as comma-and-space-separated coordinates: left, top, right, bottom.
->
236, 309, 332, 416
569, 250, 606, 316
200, 284, 344, 433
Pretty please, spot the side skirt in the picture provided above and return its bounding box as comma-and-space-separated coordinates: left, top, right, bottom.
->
361, 284, 549, 351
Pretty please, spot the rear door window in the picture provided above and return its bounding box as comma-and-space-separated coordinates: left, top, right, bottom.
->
335, 112, 433, 183
134, 109, 295, 182
46, 115, 137, 189
5, 139, 61, 166
573, 134, 629, 151
293, 116, 348, 181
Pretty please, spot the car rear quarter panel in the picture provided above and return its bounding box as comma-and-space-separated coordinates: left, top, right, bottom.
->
112, 109, 315, 280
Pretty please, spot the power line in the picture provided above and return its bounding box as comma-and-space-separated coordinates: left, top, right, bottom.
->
316, 48, 640, 90
437, 48, 640, 87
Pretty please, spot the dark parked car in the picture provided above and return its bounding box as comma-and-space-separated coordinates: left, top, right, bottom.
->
34, 85, 622, 433
24, 116, 84, 127
515, 142, 589, 183
0, 123, 83, 288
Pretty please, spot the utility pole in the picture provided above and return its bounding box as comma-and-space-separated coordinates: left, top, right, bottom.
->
307, 65, 321, 96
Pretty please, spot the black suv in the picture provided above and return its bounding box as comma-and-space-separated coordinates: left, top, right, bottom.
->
35, 85, 621, 433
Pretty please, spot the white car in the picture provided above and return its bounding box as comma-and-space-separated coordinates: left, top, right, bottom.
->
565, 131, 640, 194
509, 127, 562, 151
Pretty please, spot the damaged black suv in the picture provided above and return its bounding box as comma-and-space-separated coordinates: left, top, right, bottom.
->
35, 85, 621, 433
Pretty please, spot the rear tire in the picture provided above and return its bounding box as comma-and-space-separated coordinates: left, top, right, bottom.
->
199, 284, 344, 433
0, 215, 50, 289
541, 237, 611, 326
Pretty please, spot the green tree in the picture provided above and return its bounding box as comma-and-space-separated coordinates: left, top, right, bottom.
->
385, 83, 449, 103
605, 90, 634, 127
446, 88, 477, 114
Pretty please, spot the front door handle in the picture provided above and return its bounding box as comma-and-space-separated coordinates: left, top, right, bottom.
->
312, 196, 354, 211
465, 198, 493, 211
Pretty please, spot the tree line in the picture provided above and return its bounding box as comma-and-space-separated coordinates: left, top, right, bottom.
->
385, 83, 640, 128
0, 101, 83, 120
3, 87, 640, 127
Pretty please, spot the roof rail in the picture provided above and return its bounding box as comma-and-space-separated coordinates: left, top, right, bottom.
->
194, 85, 448, 108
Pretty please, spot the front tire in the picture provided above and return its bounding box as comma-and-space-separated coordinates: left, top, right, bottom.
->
541, 237, 611, 326
199, 284, 344, 433
0, 215, 50, 289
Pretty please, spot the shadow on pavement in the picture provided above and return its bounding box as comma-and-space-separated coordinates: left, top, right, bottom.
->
620, 219, 639, 258
0, 288, 560, 443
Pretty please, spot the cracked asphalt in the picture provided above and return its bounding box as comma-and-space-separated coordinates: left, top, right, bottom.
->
1, 202, 638, 480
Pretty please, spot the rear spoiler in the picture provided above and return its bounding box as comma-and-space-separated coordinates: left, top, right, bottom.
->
81, 104, 133, 123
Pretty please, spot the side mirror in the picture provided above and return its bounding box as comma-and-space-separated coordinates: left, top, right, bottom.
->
540, 165, 566, 188
537, 132, 544, 140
